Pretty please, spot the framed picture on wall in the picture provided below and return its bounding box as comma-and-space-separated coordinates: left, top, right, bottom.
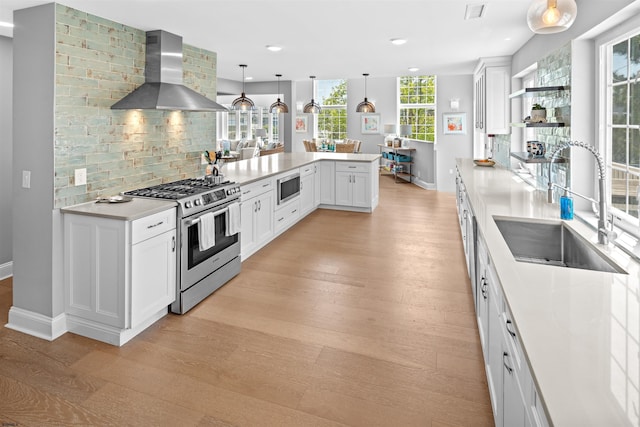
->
361, 114, 381, 134
443, 113, 467, 135
295, 116, 308, 133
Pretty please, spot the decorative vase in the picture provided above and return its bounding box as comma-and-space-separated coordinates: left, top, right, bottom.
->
531, 108, 547, 123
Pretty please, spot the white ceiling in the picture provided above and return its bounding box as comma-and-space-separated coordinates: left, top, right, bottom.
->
0, 0, 536, 82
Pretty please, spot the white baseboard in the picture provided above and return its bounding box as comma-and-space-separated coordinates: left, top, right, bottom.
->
5, 306, 67, 341
0, 261, 13, 280
412, 178, 436, 190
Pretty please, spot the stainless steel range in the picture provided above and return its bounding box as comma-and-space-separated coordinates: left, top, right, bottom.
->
124, 177, 241, 314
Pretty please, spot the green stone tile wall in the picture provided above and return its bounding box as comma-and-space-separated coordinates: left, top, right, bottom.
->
53, 4, 217, 208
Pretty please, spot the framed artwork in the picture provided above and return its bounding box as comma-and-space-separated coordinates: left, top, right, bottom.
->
295, 116, 308, 133
361, 114, 381, 134
443, 113, 467, 135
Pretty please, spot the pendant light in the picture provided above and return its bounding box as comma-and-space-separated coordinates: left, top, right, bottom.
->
303, 76, 321, 114
269, 74, 289, 113
526, 0, 577, 34
356, 73, 375, 113
231, 64, 255, 110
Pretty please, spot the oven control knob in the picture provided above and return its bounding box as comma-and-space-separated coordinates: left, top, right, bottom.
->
185, 201, 193, 208
194, 199, 202, 206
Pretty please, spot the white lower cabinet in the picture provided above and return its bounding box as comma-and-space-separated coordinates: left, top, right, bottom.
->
335, 162, 371, 208
64, 207, 177, 346
300, 164, 315, 216
476, 232, 549, 427
318, 161, 336, 205
240, 178, 274, 260
274, 199, 300, 234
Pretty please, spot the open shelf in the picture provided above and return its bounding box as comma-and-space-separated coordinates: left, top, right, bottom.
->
510, 122, 566, 128
510, 152, 568, 164
509, 86, 567, 98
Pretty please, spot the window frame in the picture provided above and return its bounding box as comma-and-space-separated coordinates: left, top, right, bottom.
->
397, 75, 437, 143
317, 79, 348, 141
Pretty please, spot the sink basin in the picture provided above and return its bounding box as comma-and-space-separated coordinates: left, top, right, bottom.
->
494, 217, 627, 274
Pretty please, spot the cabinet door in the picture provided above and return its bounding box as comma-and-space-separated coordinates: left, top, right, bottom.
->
300, 172, 315, 215
314, 164, 321, 207
335, 171, 352, 206
351, 172, 371, 208
254, 190, 274, 247
131, 228, 176, 328
503, 346, 526, 427
475, 72, 485, 131
485, 66, 510, 134
240, 197, 257, 258
319, 161, 336, 205
487, 284, 504, 426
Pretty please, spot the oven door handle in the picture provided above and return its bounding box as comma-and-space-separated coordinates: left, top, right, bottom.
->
185, 207, 229, 227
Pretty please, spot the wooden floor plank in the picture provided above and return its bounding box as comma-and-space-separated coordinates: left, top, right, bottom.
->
0, 177, 493, 425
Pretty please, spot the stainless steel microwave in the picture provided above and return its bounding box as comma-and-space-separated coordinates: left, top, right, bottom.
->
277, 172, 300, 205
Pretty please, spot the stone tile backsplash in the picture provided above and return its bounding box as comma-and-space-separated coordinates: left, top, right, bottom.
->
53, 5, 218, 208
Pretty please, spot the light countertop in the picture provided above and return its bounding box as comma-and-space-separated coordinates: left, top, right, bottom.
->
221, 152, 380, 186
61, 198, 177, 221
457, 158, 640, 426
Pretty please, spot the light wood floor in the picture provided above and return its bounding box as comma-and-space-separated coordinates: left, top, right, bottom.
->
0, 176, 493, 427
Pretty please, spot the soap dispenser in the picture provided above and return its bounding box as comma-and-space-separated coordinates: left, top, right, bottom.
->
560, 189, 574, 220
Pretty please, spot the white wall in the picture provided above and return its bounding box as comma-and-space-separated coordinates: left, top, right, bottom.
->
0, 36, 12, 274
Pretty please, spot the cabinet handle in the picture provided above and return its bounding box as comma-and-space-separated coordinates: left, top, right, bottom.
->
254, 201, 258, 213
278, 217, 284, 222
172, 236, 175, 252
258, 200, 261, 211
147, 221, 164, 229
506, 319, 516, 338
262, 183, 270, 188
480, 277, 488, 300
503, 352, 513, 374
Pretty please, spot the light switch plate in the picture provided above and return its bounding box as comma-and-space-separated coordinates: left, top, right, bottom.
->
22, 170, 31, 189
75, 168, 87, 186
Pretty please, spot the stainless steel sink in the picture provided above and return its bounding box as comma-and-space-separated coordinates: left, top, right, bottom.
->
494, 217, 627, 274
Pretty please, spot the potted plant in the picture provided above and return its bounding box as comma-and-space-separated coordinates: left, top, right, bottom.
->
530, 103, 547, 123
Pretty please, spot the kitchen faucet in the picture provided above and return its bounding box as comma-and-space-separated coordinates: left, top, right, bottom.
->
547, 141, 613, 245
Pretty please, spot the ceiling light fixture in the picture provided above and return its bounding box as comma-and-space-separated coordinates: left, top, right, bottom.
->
231, 64, 255, 111
408, 67, 420, 72
266, 45, 282, 52
527, 0, 577, 34
303, 76, 321, 114
269, 74, 289, 114
356, 73, 375, 113
390, 38, 407, 45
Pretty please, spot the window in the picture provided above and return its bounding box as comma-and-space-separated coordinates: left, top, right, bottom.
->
398, 76, 436, 142
606, 32, 640, 220
317, 79, 347, 140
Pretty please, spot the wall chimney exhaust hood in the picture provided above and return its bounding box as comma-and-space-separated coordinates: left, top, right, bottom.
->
111, 30, 228, 112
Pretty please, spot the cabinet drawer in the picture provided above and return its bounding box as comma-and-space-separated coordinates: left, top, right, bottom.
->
241, 178, 274, 201
300, 163, 315, 177
274, 199, 300, 234
336, 162, 368, 173
132, 208, 177, 244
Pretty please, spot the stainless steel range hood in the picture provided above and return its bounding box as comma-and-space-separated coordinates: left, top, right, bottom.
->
111, 30, 227, 112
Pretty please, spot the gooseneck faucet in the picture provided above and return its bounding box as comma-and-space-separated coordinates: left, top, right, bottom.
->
547, 141, 611, 245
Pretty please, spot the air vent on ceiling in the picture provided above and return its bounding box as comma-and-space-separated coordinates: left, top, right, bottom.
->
464, 3, 486, 20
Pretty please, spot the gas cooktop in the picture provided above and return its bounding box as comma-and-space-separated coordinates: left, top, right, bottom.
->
123, 177, 241, 215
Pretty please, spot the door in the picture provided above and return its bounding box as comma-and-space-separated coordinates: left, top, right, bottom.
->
335, 171, 352, 206
351, 173, 370, 208
131, 228, 176, 327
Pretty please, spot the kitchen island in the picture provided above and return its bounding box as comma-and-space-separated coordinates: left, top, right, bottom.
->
456, 158, 639, 426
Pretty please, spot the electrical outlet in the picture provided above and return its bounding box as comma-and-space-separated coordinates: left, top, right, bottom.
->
75, 168, 87, 186
22, 170, 31, 189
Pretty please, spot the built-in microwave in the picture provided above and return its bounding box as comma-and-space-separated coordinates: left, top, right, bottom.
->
277, 172, 300, 205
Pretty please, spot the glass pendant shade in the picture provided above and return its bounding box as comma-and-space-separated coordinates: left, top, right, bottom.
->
231, 64, 255, 110
356, 73, 376, 113
527, 0, 577, 34
269, 74, 289, 113
303, 76, 321, 114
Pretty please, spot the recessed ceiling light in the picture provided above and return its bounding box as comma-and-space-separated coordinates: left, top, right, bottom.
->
390, 38, 407, 46
245, 76, 253, 81
408, 67, 419, 72
464, 3, 486, 20
266, 45, 282, 52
